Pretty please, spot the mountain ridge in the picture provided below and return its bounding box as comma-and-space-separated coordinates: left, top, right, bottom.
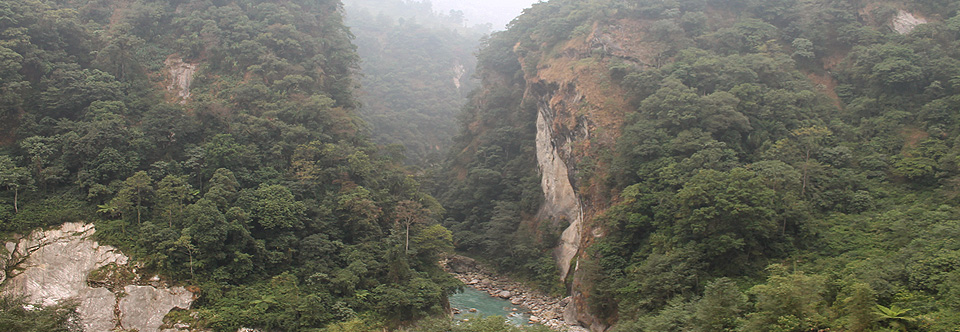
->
441, 0, 960, 330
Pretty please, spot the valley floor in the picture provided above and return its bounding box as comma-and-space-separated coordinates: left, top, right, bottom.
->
442, 255, 589, 332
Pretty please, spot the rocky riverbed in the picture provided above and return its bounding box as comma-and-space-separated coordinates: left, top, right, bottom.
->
442, 255, 589, 332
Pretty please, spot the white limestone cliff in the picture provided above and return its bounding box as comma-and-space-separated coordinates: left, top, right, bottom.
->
1, 222, 194, 332
535, 99, 583, 282
892, 10, 927, 34
454, 63, 467, 90
166, 57, 198, 104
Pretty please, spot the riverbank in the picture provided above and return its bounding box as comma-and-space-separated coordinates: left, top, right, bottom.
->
441, 255, 590, 332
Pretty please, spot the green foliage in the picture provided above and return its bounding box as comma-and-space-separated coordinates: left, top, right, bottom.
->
742, 265, 829, 331
449, 0, 960, 331
692, 278, 748, 331
114, 171, 153, 225
436, 43, 547, 283
875, 304, 917, 332
633, 297, 696, 332
673, 168, 785, 272
0, 0, 457, 329
1, 193, 93, 232
203, 273, 318, 331
0, 295, 82, 332
893, 157, 937, 180
87, 263, 138, 290
249, 184, 305, 230
836, 282, 879, 332
0, 155, 33, 214
5, 0, 960, 330
791, 38, 815, 59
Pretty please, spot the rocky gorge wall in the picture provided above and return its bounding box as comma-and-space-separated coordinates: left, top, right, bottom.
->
534, 87, 585, 283
517, 5, 935, 331
1, 223, 193, 332
528, 82, 613, 331
519, 21, 648, 331
165, 57, 198, 105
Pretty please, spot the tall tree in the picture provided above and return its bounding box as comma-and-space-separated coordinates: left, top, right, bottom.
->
115, 171, 153, 226
394, 200, 429, 253
0, 155, 33, 213
155, 175, 193, 227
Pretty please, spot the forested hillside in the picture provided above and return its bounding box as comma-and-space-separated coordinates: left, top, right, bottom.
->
0, 0, 459, 330
344, 0, 487, 166
4, 0, 960, 331
442, 0, 960, 331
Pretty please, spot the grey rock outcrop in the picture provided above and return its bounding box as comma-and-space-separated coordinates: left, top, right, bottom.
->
892, 10, 927, 34
535, 91, 585, 282
3, 223, 128, 306
1, 222, 194, 332
446, 254, 479, 273
79, 288, 117, 332
121, 285, 193, 332
453, 62, 466, 90
166, 57, 198, 104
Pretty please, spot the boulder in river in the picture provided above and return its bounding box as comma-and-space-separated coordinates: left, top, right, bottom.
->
446, 255, 479, 273
498, 290, 512, 299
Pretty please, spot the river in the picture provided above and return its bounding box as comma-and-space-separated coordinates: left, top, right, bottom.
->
443, 255, 589, 331
450, 286, 531, 326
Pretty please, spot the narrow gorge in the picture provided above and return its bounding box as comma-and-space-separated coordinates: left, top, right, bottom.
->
2, 0, 960, 331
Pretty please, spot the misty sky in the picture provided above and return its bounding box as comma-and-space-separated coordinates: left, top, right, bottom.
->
429, 0, 540, 30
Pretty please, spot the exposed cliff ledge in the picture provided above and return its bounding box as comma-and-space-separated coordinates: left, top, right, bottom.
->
535, 84, 585, 283
166, 57, 198, 105
536, 115, 583, 281
892, 9, 927, 34
1, 222, 193, 332
520, 21, 654, 332
528, 81, 610, 331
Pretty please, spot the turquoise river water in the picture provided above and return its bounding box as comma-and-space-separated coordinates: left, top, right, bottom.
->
449, 287, 531, 326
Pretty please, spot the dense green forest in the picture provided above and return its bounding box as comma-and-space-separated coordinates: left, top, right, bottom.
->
345, 0, 487, 166
0, 0, 463, 330
4, 0, 960, 331
442, 0, 960, 331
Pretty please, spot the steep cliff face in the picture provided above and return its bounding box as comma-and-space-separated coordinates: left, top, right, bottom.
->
534, 87, 584, 282
2, 0, 462, 329
165, 57, 199, 105
526, 23, 657, 264
511, 3, 940, 331
454, 62, 467, 91
517, 21, 659, 331
1, 223, 193, 332
891, 9, 927, 34
446, 0, 959, 329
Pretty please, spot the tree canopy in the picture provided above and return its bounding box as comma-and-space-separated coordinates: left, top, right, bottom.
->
441, 0, 960, 331
0, 0, 458, 330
